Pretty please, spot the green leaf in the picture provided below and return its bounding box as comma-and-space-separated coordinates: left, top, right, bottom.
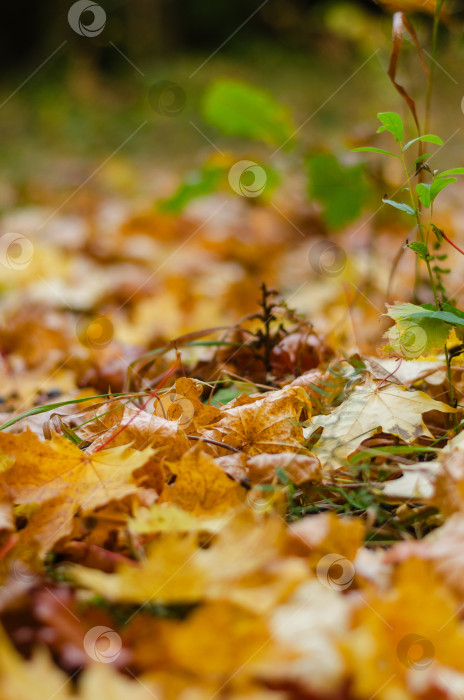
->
202, 79, 295, 146
156, 160, 279, 213
430, 176, 457, 203
414, 154, 431, 165
156, 163, 227, 214
383, 302, 452, 358
431, 223, 444, 244
209, 385, 252, 407
428, 302, 464, 320
305, 153, 372, 229
415, 183, 431, 209
437, 168, 464, 177
397, 302, 464, 328
403, 134, 444, 151
352, 147, 400, 160
407, 241, 430, 261
382, 198, 415, 215
377, 112, 403, 144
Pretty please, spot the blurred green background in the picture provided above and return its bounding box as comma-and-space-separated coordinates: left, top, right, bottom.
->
0, 0, 463, 208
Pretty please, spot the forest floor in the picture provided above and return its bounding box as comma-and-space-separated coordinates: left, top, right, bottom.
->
2, 21, 464, 700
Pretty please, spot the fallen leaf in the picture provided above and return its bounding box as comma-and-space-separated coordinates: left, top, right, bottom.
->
307, 376, 454, 468
247, 452, 321, 485
346, 559, 464, 699
381, 462, 440, 501
0, 431, 155, 552
160, 445, 245, 514
213, 385, 311, 456
70, 511, 308, 613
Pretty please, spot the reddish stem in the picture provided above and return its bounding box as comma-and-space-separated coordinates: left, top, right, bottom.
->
441, 230, 464, 257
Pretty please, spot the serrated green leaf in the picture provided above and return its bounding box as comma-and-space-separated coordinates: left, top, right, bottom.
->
377, 112, 403, 144
352, 147, 400, 160
202, 79, 295, 146
403, 134, 444, 151
382, 198, 415, 215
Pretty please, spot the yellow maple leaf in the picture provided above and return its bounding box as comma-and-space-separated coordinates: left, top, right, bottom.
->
0, 431, 154, 552
212, 385, 311, 456
160, 445, 245, 514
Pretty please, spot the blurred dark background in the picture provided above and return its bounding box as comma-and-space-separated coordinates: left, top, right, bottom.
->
1, 0, 384, 71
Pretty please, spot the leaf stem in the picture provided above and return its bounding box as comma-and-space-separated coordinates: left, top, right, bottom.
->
401, 151, 439, 306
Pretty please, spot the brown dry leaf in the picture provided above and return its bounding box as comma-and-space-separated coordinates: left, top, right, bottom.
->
366, 358, 447, 387
0, 306, 74, 371
0, 431, 155, 552
84, 401, 190, 458
215, 452, 248, 481
286, 367, 344, 412
0, 500, 13, 533
247, 452, 321, 486
387, 11, 430, 131
308, 376, 454, 468
160, 445, 245, 515
212, 385, 311, 456
12, 497, 73, 558
0, 474, 14, 533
